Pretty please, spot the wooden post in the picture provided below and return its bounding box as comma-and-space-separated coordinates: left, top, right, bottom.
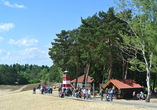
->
93, 83, 95, 97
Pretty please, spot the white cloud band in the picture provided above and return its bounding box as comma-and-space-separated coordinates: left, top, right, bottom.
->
0, 48, 51, 66
2, 0, 26, 8
0, 23, 15, 32
8, 38, 38, 47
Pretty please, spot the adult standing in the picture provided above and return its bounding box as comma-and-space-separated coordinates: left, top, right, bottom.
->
109, 87, 114, 101
87, 89, 91, 99
33, 87, 36, 94
82, 88, 86, 99
132, 91, 136, 100
85, 89, 88, 99
40, 86, 44, 94
99, 87, 104, 101
105, 88, 109, 101
58, 87, 62, 96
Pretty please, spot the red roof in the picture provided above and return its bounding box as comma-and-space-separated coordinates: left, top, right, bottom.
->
102, 79, 142, 89
71, 74, 93, 83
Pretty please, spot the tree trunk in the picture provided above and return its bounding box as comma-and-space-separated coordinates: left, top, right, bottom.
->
124, 61, 128, 79
102, 66, 106, 84
145, 69, 151, 102
142, 49, 152, 102
122, 60, 128, 79
83, 63, 90, 88
85, 63, 90, 88
108, 50, 113, 80
75, 65, 79, 88
122, 60, 125, 79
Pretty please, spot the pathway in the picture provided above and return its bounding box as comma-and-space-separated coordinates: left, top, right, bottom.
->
46, 92, 157, 110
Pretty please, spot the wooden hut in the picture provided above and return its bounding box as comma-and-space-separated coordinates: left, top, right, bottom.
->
102, 79, 143, 99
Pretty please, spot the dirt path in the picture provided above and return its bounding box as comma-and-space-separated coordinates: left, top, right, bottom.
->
0, 85, 28, 96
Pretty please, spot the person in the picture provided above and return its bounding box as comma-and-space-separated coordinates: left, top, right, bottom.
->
40, 86, 44, 94
58, 87, 62, 96
140, 91, 144, 99
69, 88, 72, 96
132, 91, 136, 100
74, 88, 78, 97
33, 87, 36, 94
48, 87, 53, 94
105, 88, 109, 101
60, 91, 64, 98
109, 87, 114, 101
99, 87, 104, 101
76, 88, 81, 98
82, 88, 86, 99
85, 89, 88, 99
37, 84, 41, 89
87, 89, 91, 99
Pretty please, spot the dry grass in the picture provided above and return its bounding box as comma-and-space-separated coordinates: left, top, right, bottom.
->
0, 85, 24, 91
0, 82, 59, 91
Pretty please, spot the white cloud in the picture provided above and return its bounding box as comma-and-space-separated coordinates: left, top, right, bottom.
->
0, 23, 15, 32
2, 0, 26, 8
0, 37, 4, 42
0, 48, 52, 66
8, 38, 38, 47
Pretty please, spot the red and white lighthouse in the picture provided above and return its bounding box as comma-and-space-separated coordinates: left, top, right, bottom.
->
62, 71, 71, 88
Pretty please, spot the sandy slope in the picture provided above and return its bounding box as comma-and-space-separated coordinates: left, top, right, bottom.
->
0, 89, 155, 110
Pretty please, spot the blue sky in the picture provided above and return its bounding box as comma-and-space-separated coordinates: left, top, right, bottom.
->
0, 0, 115, 67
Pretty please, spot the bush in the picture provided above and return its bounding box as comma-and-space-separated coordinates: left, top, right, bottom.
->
29, 78, 40, 84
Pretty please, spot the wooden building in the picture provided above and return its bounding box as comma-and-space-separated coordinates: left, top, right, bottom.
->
102, 79, 143, 99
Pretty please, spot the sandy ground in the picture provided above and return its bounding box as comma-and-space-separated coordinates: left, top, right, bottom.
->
0, 89, 156, 110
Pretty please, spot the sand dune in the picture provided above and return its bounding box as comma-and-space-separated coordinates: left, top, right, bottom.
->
0, 89, 155, 110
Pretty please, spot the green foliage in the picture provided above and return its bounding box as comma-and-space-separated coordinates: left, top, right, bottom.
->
0, 64, 17, 84
17, 72, 29, 84
0, 64, 49, 85
48, 65, 62, 82
115, 0, 157, 102
47, 5, 156, 89
29, 78, 40, 84
48, 7, 130, 85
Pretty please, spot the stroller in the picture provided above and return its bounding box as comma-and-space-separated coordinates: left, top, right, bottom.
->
106, 94, 110, 101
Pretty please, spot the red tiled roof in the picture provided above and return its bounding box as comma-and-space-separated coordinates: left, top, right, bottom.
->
102, 79, 142, 89
71, 74, 93, 83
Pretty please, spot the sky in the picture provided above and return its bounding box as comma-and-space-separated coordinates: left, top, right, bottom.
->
0, 0, 115, 67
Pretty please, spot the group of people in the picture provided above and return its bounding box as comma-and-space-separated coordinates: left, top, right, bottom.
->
58, 86, 73, 98
57, 85, 116, 101
33, 84, 54, 94
99, 87, 115, 101
58, 85, 116, 101
33, 84, 117, 102
133, 91, 147, 100
58, 86, 91, 99
74, 87, 91, 99
33, 83, 152, 102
